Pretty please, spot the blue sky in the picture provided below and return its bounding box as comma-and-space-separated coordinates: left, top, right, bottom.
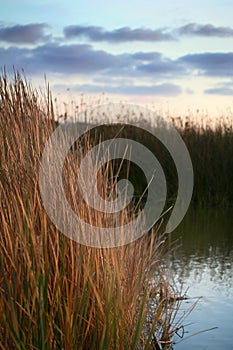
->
1, 0, 233, 116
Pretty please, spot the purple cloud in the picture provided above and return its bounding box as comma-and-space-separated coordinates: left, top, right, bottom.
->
0, 23, 50, 44
0, 43, 184, 77
178, 23, 233, 37
63, 25, 174, 42
137, 53, 184, 76
180, 52, 233, 77
205, 87, 233, 95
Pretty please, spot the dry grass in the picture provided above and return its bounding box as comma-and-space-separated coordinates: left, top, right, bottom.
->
0, 73, 185, 349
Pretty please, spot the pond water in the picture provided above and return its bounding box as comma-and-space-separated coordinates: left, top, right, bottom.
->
169, 207, 233, 350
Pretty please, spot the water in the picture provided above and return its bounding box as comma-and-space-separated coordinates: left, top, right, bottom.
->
169, 207, 233, 350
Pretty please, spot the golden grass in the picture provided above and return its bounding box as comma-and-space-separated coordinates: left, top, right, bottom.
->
0, 73, 185, 349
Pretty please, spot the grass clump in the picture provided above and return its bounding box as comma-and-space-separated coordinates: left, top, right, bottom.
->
0, 73, 183, 349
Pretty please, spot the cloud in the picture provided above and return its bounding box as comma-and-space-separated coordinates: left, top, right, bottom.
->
178, 23, 233, 37
1, 42, 232, 81
101, 51, 185, 78
64, 23, 233, 42
205, 81, 233, 95
137, 52, 184, 75
32, 43, 120, 73
0, 43, 127, 74
53, 82, 182, 96
63, 25, 174, 42
132, 52, 164, 61
0, 23, 50, 44
1, 38, 232, 97
205, 87, 233, 95
0, 43, 184, 78
180, 52, 233, 77
0, 46, 29, 68
2, 22, 232, 46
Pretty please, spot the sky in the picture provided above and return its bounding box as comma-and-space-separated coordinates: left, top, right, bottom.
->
1, 0, 233, 117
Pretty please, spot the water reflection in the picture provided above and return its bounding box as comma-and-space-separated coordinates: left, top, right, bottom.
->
168, 207, 233, 349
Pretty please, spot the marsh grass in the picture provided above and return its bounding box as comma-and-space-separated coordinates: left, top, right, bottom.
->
84, 110, 233, 208
0, 73, 186, 349
178, 117, 233, 206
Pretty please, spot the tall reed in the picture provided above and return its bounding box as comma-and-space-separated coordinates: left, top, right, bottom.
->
87, 113, 233, 208
0, 73, 182, 349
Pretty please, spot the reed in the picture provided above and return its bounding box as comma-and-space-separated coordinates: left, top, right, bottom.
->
0, 73, 183, 349
86, 112, 233, 208
178, 116, 233, 206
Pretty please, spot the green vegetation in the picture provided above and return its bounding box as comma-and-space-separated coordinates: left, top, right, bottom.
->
179, 119, 233, 206
85, 113, 233, 208
0, 73, 187, 349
